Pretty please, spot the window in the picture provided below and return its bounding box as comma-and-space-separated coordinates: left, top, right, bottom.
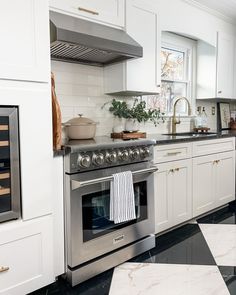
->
160, 32, 196, 115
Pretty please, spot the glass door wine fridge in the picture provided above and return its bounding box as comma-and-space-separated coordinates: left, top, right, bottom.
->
0, 107, 20, 223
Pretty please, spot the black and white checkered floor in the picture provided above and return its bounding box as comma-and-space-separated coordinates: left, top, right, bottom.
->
32, 201, 236, 295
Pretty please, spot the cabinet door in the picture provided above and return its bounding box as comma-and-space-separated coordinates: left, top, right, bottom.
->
0, 83, 53, 220
172, 159, 192, 227
155, 159, 192, 234
0, 0, 50, 82
217, 32, 235, 98
0, 216, 53, 295
193, 154, 216, 217
216, 151, 235, 207
50, 0, 125, 27
155, 162, 173, 233
126, 0, 160, 93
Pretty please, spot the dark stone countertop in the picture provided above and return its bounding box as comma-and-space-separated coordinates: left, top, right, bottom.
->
53, 130, 236, 156
147, 130, 236, 145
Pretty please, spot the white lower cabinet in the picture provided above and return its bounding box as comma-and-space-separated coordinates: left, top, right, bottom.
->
0, 216, 54, 295
155, 138, 235, 234
216, 151, 235, 207
155, 159, 192, 234
193, 151, 235, 217
192, 154, 216, 217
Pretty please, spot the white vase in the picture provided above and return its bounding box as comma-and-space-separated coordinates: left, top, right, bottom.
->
113, 118, 124, 133
125, 119, 140, 132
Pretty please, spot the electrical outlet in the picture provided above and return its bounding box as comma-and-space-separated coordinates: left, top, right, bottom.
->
212, 107, 215, 115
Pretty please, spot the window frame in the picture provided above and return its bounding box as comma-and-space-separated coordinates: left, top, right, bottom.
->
161, 32, 197, 116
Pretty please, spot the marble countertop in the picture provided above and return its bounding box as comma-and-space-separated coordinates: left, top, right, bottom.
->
54, 130, 236, 156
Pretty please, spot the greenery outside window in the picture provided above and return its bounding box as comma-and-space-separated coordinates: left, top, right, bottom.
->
160, 32, 196, 116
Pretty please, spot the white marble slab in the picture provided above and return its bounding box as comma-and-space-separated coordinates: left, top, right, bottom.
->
109, 262, 229, 295
200, 224, 236, 266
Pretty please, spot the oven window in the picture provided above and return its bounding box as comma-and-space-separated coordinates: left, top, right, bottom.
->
82, 181, 147, 242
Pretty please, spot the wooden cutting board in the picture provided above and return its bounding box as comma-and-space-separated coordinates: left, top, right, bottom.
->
111, 132, 146, 139
51, 72, 62, 150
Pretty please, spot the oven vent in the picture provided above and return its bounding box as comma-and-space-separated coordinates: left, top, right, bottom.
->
50, 41, 124, 66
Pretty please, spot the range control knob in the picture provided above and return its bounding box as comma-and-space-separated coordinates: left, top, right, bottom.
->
78, 154, 91, 168
140, 147, 150, 159
119, 150, 129, 162
106, 151, 117, 163
129, 148, 140, 160
92, 153, 105, 166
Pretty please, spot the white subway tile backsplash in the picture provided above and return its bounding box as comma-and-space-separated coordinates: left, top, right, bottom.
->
60, 106, 74, 121
52, 60, 218, 136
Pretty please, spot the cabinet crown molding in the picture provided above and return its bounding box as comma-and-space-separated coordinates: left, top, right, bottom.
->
182, 0, 236, 25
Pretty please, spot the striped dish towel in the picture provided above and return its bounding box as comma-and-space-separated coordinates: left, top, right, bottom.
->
110, 171, 136, 224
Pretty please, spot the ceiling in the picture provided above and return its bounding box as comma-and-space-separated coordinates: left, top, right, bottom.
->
191, 0, 236, 21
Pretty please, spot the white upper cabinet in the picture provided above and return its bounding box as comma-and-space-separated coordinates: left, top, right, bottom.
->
216, 32, 235, 99
49, 0, 125, 28
197, 31, 236, 99
0, 0, 50, 83
104, 0, 160, 95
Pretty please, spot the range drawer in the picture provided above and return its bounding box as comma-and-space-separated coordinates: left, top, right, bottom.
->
192, 137, 235, 157
153, 143, 192, 164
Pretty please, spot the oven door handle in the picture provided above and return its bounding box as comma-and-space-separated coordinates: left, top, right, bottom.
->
71, 166, 158, 190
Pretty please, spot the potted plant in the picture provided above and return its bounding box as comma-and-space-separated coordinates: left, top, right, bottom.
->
105, 98, 164, 132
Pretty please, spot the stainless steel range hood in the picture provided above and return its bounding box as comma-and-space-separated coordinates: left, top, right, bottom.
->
50, 11, 143, 67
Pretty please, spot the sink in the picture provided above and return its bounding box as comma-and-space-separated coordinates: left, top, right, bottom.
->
162, 132, 217, 137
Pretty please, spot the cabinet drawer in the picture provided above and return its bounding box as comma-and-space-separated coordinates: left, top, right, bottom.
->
49, 0, 125, 28
154, 143, 192, 164
193, 137, 235, 157
0, 216, 53, 295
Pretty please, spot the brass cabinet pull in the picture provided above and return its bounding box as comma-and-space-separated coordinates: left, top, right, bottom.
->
167, 152, 182, 156
175, 168, 180, 172
0, 266, 9, 273
169, 169, 174, 173
78, 7, 99, 15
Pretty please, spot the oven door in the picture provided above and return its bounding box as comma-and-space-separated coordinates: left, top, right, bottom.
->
65, 162, 157, 268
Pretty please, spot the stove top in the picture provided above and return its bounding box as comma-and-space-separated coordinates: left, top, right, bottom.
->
64, 136, 156, 174
64, 136, 156, 153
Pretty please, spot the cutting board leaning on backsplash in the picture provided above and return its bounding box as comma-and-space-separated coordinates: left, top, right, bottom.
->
51, 72, 62, 150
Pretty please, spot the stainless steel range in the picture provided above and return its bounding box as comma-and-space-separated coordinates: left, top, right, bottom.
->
64, 137, 157, 286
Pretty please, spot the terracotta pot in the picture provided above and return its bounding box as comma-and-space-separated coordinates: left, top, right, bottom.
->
64, 114, 98, 139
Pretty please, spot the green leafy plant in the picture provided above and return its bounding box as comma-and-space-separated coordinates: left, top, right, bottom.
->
104, 98, 165, 127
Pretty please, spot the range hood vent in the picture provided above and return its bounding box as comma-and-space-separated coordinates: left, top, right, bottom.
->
50, 11, 143, 67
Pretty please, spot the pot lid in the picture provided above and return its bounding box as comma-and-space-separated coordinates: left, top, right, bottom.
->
66, 114, 97, 126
